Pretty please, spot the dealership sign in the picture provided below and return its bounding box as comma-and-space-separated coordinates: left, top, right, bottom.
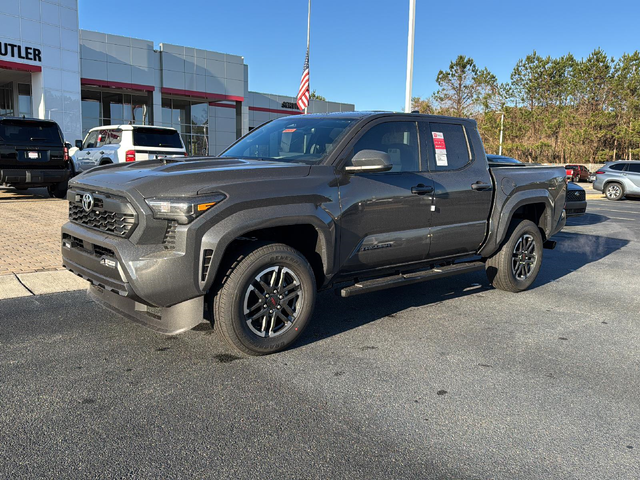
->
0, 42, 42, 62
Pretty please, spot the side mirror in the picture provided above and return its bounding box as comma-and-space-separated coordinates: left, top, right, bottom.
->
344, 149, 393, 173
75, 140, 83, 150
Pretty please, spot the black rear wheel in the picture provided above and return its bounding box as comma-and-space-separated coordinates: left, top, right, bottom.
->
213, 243, 316, 356
47, 183, 67, 199
485, 220, 543, 292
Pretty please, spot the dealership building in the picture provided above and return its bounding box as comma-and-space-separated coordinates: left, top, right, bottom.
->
0, 0, 355, 155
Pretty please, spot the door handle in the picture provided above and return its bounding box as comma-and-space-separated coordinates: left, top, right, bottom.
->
411, 184, 434, 195
471, 181, 492, 191
99, 151, 105, 154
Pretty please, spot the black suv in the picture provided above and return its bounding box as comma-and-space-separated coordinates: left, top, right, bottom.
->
0, 117, 71, 198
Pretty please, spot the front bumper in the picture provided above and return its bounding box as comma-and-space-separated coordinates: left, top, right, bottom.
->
565, 200, 587, 216
61, 221, 203, 308
61, 221, 206, 334
1, 167, 69, 186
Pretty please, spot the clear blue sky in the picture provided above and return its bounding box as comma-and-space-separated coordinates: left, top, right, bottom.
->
78, 0, 640, 111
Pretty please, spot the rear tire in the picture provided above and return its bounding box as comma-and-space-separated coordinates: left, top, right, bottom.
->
213, 242, 316, 356
605, 182, 624, 201
47, 183, 67, 199
485, 220, 543, 293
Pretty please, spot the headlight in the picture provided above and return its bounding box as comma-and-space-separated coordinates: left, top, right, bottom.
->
145, 193, 226, 224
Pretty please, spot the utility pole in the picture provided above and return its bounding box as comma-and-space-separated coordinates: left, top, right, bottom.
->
404, 0, 416, 113
498, 111, 505, 155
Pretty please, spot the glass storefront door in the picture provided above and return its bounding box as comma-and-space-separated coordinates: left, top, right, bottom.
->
0, 81, 32, 118
0, 82, 12, 116
161, 98, 209, 156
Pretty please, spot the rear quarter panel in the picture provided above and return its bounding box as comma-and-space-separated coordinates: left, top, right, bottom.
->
478, 165, 566, 257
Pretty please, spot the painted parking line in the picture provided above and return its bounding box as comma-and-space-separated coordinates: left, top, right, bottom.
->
607, 217, 637, 221
587, 208, 640, 215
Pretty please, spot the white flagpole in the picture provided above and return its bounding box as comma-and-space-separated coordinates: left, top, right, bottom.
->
404, 0, 416, 113
305, 0, 311, 115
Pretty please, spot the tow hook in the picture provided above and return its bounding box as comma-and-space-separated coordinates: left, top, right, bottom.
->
543, 240, 557, 250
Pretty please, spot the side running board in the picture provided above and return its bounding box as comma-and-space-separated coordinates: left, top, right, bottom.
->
340, 261, 485, 298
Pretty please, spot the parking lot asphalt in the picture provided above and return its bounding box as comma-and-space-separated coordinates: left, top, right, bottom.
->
0, 196, 639, 479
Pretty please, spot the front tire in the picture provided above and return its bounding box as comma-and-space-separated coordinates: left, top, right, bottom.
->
485, 220, 543, 293
605, 182, 624, 201
213, 243, 317, 356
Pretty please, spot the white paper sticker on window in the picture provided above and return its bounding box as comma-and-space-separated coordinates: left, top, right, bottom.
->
432, 132, 448, 166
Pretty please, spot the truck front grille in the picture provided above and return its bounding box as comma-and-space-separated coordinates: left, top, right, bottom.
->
567, 189, 585, 201
69, 190, 137, 237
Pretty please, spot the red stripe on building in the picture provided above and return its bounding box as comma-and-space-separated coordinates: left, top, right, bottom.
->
209, 102, 236, 109
162, 87, 243, 102
81, 78, 155, 92
0, 60, 41, 72
249, 107, 302, 115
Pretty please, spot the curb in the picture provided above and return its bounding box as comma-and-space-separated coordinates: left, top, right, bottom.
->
0, 270, 88, 300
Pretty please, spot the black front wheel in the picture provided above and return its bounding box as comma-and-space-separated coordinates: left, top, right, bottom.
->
213, 243, 317, 356
485, 220, 543, 293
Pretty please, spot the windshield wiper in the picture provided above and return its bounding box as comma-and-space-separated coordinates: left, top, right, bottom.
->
30, 137, 47, 142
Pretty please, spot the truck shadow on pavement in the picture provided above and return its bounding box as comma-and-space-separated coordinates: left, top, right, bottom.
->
295, 231, 629, 349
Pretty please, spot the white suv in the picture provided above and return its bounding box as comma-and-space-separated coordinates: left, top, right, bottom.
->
73, 125, 187, 173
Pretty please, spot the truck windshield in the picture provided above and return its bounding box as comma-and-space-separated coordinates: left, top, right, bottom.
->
220, 117, 357, 165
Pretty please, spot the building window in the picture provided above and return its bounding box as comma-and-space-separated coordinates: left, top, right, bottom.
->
0, 82, 13, 117
18, 84, 31, 117
81, 88, 151, 136
161, 97, 209, 156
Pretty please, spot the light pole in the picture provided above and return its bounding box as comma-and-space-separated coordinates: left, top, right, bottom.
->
498, 111, 505, 155
404, 0, 416, 113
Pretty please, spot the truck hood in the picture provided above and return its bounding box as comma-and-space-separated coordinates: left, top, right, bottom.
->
70, 157, 312, 197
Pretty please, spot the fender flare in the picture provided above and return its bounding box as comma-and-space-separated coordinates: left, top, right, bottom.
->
478, 189, 558, 258
198, 203, 335, 292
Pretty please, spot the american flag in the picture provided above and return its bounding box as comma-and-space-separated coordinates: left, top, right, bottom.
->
296, 48, 310, 111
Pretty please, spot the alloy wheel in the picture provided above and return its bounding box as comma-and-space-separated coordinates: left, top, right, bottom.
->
243, 266, 303, 338
606, 184, 622, 200
511, 234, 537, 280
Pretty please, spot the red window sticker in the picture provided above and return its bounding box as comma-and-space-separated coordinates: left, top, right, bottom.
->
432, 132, 448, 166
283, 128, 296, 133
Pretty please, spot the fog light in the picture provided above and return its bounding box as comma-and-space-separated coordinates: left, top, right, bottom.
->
100, 258, 117, 269
62, 240, 71, 249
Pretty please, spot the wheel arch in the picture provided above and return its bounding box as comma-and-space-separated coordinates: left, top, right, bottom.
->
479, 190, 559, 257
199, 206, 335, 293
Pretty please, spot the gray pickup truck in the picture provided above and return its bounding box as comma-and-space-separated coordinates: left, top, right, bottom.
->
61, 112, 566, 355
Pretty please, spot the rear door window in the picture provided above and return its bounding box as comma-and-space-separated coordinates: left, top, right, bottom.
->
133, 128, 183, 148
609, 163, 627, 171
0, 120, 63, 145
626, 164, 640, 173
426, 123, 472, 171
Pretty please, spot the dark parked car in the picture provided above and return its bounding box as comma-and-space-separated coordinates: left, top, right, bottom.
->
565, 164, 590, 182
0, 117, 71, 198
565, 182, 587, 216
62, 113, 566, 355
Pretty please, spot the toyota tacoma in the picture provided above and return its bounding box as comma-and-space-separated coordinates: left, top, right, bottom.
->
61, 112, 566, 355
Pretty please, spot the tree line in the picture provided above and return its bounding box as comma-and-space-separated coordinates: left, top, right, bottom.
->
412, 49, 640, 164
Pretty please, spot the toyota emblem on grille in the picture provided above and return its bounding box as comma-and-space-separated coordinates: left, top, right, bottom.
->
82, 193, 94, 212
